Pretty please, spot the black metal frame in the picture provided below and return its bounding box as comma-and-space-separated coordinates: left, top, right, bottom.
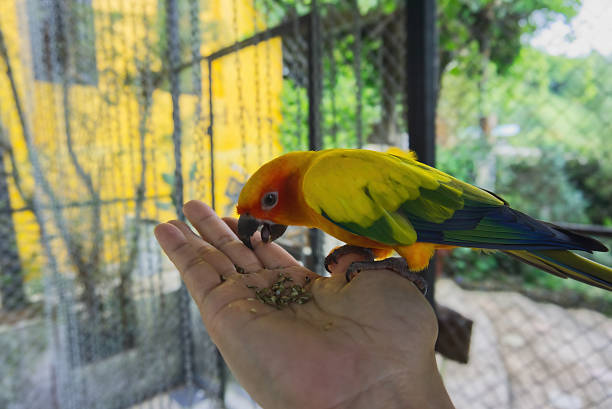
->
306, 0, 325, 275
406, 0, 438, 305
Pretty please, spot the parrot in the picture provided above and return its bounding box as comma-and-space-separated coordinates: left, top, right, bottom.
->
236, 148, 612, 292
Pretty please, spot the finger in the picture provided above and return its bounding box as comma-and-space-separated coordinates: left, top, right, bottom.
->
154, 222, 226, 306
167, 220, 238, 279
223, 217, 299, 269
183, 200, 263, 273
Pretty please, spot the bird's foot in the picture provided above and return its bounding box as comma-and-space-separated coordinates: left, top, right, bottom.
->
346, 257, 428, 295
324, 245, 374, 274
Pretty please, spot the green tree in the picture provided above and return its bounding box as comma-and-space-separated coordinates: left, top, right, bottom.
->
275, 0, 582, 150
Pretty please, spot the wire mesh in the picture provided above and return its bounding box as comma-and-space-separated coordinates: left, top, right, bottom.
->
0, 0, 610, 408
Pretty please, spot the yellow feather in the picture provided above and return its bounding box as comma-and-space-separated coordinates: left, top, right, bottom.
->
387, 146, 418, 161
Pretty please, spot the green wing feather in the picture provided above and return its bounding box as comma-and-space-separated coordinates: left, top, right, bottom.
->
302, 149, 503, 245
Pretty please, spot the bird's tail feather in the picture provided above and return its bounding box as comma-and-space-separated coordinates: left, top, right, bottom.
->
505, 249, 612, 291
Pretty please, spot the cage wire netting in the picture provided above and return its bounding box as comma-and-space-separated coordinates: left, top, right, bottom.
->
0, 0, 611, 408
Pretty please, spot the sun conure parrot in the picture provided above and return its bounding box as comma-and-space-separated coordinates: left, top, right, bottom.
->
236, 148, 612, 291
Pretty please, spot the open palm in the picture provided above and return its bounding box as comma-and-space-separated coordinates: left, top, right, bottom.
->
155, 200, 453, 409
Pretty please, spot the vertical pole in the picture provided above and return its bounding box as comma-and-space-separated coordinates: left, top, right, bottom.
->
0, 146, 26, 310
307, 2, 324, 274
352, 0, 363, 148
307, 3, 322, 150
0, 24, 27, 312
207, 58, 216, 210
166, 0, 195, 387
406, 0, 438, 305
206, 56, 226, 404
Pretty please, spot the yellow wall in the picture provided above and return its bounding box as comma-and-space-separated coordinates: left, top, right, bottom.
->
0, 0, 283, 281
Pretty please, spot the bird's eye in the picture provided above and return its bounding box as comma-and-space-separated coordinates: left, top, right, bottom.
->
261, 191, 278, 210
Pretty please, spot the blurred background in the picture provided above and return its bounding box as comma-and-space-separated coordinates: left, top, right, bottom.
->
0, 0, 610, 408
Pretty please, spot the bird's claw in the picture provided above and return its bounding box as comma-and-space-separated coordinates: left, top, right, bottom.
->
324, 245, 374, 274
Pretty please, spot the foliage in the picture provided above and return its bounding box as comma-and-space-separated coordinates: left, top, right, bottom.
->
437, 42, 612, 224
438, 0, 580, 75
565, 159, 612, 226
496, 147, 589, 223
279, 32, 384, 150
259, 0, 399, 27
437, 39, 612, 298
278, 78, 308, 151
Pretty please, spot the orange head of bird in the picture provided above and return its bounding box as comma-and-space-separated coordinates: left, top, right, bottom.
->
236, 151, 314, 249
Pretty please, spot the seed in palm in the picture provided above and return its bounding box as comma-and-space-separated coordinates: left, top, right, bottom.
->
248, 273, 312, 309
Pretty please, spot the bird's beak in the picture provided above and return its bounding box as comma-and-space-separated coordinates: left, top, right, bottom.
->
237, 214, 287, 249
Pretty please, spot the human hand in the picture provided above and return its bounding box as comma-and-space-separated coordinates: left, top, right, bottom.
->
154, 200, 455, 409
